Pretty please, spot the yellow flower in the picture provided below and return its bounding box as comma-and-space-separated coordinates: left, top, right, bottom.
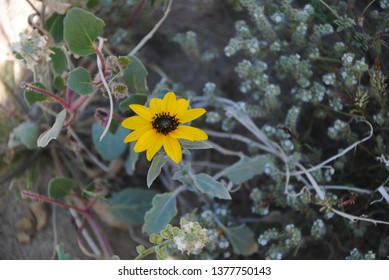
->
122, 91, 208, 163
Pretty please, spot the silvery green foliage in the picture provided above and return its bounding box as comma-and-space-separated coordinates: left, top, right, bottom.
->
257, 224, 302, 260
311, 219, 326, 239
346, 248, 376, 260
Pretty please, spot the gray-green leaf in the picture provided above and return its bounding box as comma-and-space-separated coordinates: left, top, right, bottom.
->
109, 188, 157, 226
122, 55, 149, 94
224, 224, 258, 256
91, 123, 127, 161
37, 109, 67, 148
217, 155, 272, 184
193, 173, 231, 200
180, 139, 213, 150
142, 192, 177, 235
124, 142, 139, 176
67, 67, 93, 95
8, 121, 38, 150
147, 155, 166, 188
63, 7, 105, 56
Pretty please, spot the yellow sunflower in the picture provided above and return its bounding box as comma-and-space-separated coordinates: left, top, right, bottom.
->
121, 91, 208, 163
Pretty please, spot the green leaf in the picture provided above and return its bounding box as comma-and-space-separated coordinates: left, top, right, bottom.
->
119, 94, 148, 113
48, 176, 77, 199
122, 55, 149, 94
124, 142, 139, 176
8, 122, 38, 150
24, 82, 48, 107
193, 173, 231, 200
118, 56, 131, 69
217, 155, 272, 184
180, 139, 213, 150
147, 155, 166, 188
63, 7, 105, 56
142, 192, 177, 235
224, 224, 258, 256
46, 12, 65, 43
67, 67, 94, 95
37, 109, 67, 148
53, 75, 65, 91
91, 123, 127, 160
109, 188, 157, 226
50, 47, 68, 75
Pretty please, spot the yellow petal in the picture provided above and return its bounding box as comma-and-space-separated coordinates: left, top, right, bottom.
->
124, 126, 150, 143
169, 126, 208, 141
121, 116, 150, 130
146, 133, 164, 161
162, 91, 177, 113
150, 98, 163, 115
163, 136, 182, 163
178, 108, 206, 123
134, 129, 158, 152
171, 98, 189, 117
129, 104, 153, 120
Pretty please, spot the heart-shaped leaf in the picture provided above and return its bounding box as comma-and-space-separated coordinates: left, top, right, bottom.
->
122, 55, 149, 94
63, 7, 105, 56
67, 67, 93, 95
48, 176, 77, 199
91, 123, 127, 161
24, 82, 48, 107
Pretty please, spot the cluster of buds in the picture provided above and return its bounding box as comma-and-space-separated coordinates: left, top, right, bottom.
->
12, 29, 53, 70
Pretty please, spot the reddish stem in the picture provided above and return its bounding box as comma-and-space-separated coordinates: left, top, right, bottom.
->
22, 191, 85, 213
70, 95, 90, 112
94, 48, 105, 73
66, 87, 73, 107
23, 190, 113, 259
24, 83, 69, 109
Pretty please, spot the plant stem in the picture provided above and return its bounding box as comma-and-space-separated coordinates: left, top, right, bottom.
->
66, 87, 73, 107
130, 0, 173, 56
23, 190, 113, 259
22, 191, 85, 212
70, 95, 90, 112
23, 83, 69, 109
135, 240, 170, 260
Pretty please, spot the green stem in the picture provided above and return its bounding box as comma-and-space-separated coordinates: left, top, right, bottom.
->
135, 240, 170, 260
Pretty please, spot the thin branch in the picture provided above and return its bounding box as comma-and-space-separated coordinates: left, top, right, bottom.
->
291, 120, 373, 176
321, 185, 372, 195
129, 0, 173, 56
330, 207, 389, 225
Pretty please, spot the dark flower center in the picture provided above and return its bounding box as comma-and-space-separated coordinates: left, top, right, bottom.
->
152, 112, 179, 135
